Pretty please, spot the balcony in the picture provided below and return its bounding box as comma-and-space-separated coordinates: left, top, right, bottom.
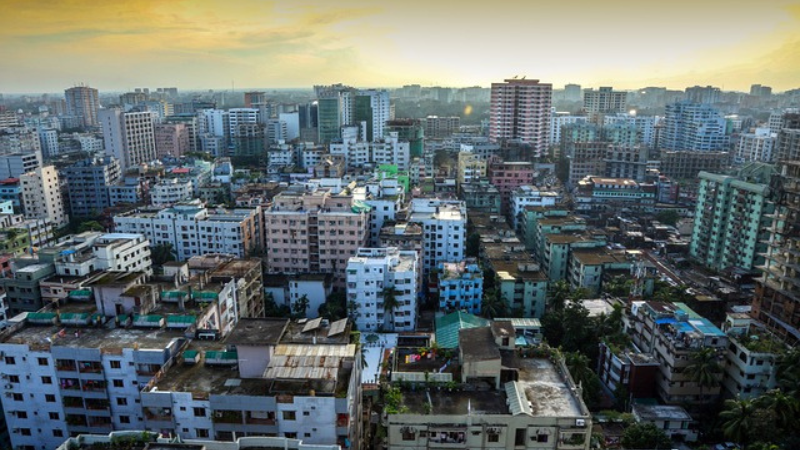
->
213, 410, 244, 424
144, 408, 173, 422
245, 412, 276, 425
78, 362, 103, 374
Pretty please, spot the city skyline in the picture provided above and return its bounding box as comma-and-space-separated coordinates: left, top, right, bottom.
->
1, 0, 799, 93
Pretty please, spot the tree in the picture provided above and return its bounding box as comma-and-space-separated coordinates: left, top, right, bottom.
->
604, 276, 632, 298
755, 389, 799, 431
655, 209, 680, 226
564, 352, 602, 408
481, 288, 507, 319
621, 423, 671, 449
382, 288, 401, 331
319, 291, 347, 320
292, 294, 310, 318
547, 280, 571, 312
719, 397, 757, 447
347, 299, 361, 324
78, 220, 104, 233
152, 243, 177, 266
684, 347, 722, 403
264, 293, 291, 318
466, 232, 481, 258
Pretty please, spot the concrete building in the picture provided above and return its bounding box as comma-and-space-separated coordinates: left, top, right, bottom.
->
456, 151, 486, 187
596, 339, 659, 400
488, 160, 535, 215
243, 91, 267, 108
113, 202, 263, 260
63, 156, 121, 217
38, 128, 59, 157
626, 301, 728, 404
660, 102, 729, 152
604, 145, 649, 181
583, 87, 627, 114
735, 128, 776, 163
632, 404, 697, 443
20, 165, 68, 228
541, 231, 606, 282
99, 108, 157, 171
720, 312, 781, 400
0, 151, 42, 180
461, 180, 501, 214
263, 188, 369, 289
550, 110, 589, 146
352, 177, 406, 247
424, 116, 460, 139
38, 231, 152, 277
150, 178, 194, 207
489, 78, 552, 157
346, 247, 418, 331
436, 259, 483, 314
408, 198, 467, 274
154, 123, 190, 159
509, 186, 559, 231
658, 150, 729, 180
603, 113, 657, 148
64, 85, 100, 128
568, 248, 631, 296
685, 85, 721, 105
574, 177, 656, 213
753, 161, 800, 344
0, 260, 55, 315
774, 113, 800, 162
385, 322, 591, 450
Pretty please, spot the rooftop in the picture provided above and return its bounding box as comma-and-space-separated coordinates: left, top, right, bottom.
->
502, 352, 585, 417
226, 318, 288, 346
459, 327, 500, 362
633, 404, 692, 422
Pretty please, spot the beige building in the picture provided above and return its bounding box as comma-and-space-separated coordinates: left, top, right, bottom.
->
153, 122, 190, 159
264, 187, 369, 289
20, 165, 68, 227
457, 151, 487, 187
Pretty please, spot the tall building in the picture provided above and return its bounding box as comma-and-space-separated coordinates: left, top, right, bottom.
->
753, 161, 800, 343
564, 83, 582, 102
385, 119, 424, 157
153, 123, 190, 159
661, 102, 729, 152
20, 165, 68, 227
658, 150, 728, 180
408, 198, 467, 273
489, 78, 552, 157
99, 108, 157, 171
63, 156, 121, 217
774, 113, 800, 162
750, 84, 772, 97
685, 85, 721, 104
424, 116, 460, 139
690, 163, 776, 272
64, 85, 100, 128
736, 128, 776, 163
346, 247, 419, 331
583, 87, 627, 114
243, 91, 267, 107
355, 89, 392, 142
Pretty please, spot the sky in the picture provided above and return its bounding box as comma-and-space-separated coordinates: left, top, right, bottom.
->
1, 0, 799, 93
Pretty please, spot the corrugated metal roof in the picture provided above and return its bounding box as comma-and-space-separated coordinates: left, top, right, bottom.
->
273, 344, 356, 357
496, 318, 541, 329
434, 311, 489, 348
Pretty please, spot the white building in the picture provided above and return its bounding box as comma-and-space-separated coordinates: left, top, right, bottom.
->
510, 185, 559, 230
370, 132, 410, 170
279, 112, 300, 140
353, 177, 406, 246
20, 165, 68, 227
113, 202, 262, 260
0, 151, 42, 179
736, 127, 776, 163
38, 128, 60, 157
604, 112, 658, 148
408, 198, 467, 273
550, 110, 589, 145
331, 128, 409, 170
99, 108, 157, 171
150, 178, 194, 207
346, 247, 418, 331
45, 232, 152, 276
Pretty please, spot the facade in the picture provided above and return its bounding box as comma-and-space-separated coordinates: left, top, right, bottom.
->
685, 85, 721, 104
596, 340, 659, 400
99, 108, 157, 171
489, 79, 552, 157
509, 186, 559, 231
0, 261, 55, 315
660, 102, 729, 152
583, 87, 627, 114
690, 165, 775, 272
604, 145, 649, 181
632, 405, 697, 443
774, 113, 800, 162
263, 188, 369, 289
408, 198, 467, 274
150, 178, 194, 206
424, 116, 460, 139
550, 111, 588, 146
0, 151, 42, 180
574, 177, 656, 213
64, 85, 100, 128
153, 123, 190, 159
488, 161, 535, 215
456, 151, 486, 187
436, 259, 483, 314
346, 247, 418, 331
736, 128, 776, 163
20, 165, 68, 227
461, 180, 501, 214
568, 249, 630, 296
658, 150, 729, 180
38, 231, 152, 277
113, 202, 263, 260
63, 156, 121, 217
721, 313, 780, 400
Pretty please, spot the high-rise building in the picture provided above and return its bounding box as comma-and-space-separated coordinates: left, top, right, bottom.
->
153, 123, 190, 159
774, 113, 800, 162
690, 163, 776, 272
243, 91, 267, 107
408, 198, 467, 274
355, 89, 392, 142
63, 156, 121, 217
64, 85, 100, 128
736, 128, 776, 163
685, 85, 721, 104
489, 78, 552, 157
316, 87, 391, 143
564, 83, 582, 102
99, 108, 157, 171
385, 118, 424, 157
752, 161, 800, 344
20, 165, 68, 227
424, 115, 460, 139
750, 84, 773, 97
660, 102, 729, 152
583, 87, 627, 114
346, 247, 419, 331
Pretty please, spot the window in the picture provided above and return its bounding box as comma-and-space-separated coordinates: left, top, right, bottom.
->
113, 379, 124, 387
17, 411, 27, 419
110, 360, 122, 369
488, 432, 500, 443
45, 394, 56, 403
193, 407, 205, 417
515, 429, 526, 446
403, 429, 416, 441
537, 433, 549, 443
37, 358, 48, 366
20, 429, 31, 436
119, 416, 130, 424
53, 429, 63, 438
4, 356, 15, 365
9, 375, 19, 383
303, 411, 310, 416
49, 412, 59, 420
282, 411, 296, 421
116, 398, 127, 406
41, 376, 52, 384
196, 428, 209, 438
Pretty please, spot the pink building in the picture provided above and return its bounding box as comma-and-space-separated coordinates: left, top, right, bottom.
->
264, 188, 369, 289
154, 123, 190, 159
489, 78, 552, 157
488, 159, 535, 215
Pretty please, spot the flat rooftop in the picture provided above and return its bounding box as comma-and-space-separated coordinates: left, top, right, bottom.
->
404, 389, 508, 415
503, 352, 584, 418
3, 320, 185, 351
226, 318, 288, 346
633, 404, 692, 422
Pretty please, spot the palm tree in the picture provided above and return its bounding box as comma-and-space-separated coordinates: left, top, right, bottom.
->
756, 389, 798, 430
564, 352, 592, 385
719, 397, 756, 447
684, 347, 722, 403
777, 347, 800, 399
547, 280, 570, 312
382, 287, 402, 331
481, 288, 507, 318
293, 294, 310, 318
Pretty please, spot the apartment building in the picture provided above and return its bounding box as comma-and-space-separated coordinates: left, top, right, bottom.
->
456, 151, 486, 187
720, 312, 781, 400
64, 85, 100, 128
489, 78, 552, 158
346, 247, 418, 332
690, 164, 775, 272
461, 180, 501, 214
20, 165, 68, 228
625, 301, 728, 404
150, 178, 194, 207
63, 156, 121, 217
657, 150, 728, 180
153, 123, 190, 159
352, 177, 406, 247
661, 102, 729, 152
736, 128, 776, 163
99, 109, 157, 172
113, 202, 263, 260
408, 198, 467, 274
424, 116, 460, 139
37, 232, 152, 277
263, 188, 369, 289
509, 185, 559, 231
583, 87, 627, 114
436, 259, 483, 314
574, 177, 656, 213
487, 160, 535, 215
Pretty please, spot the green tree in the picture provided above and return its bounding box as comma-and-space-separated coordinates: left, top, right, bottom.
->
152, 243, 177, 266
466, 232, 481, 257
604, 276, 632, 298
319, 291, 347, 320
684, 348, 722, 403
564, 352, 602, 408
481, 288, 508, 319
264, 293, 291, 318
620, 423, 671, 449
382, 288, 401, 331
655, 209, 680, 226
719, 397, 757, 447
77, 220, 104, 233
292, 294, 310, 318
547, 280, 571, 312
755, 389, 799, 431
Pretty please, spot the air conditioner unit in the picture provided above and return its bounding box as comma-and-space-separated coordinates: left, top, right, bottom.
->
575, 419, 586, 427
5, 384, 12, 390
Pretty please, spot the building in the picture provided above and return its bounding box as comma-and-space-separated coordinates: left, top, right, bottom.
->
752, 161, 800, 343
583, 87, 627, 114
150, 178, 194, 206
596, 340, 659, 400
408, 198, 467, 274
424, 116, 460, 139
243, 91, 267, 107
750, 84, 772, 97
346, 247, 418, 331
263, 188, 369, 288
720, 312, 781, 399
153, 123, 190, 159
20, 165, 68, 227
436, 259, 483, 314
386, 119, 424, 157
460, 180, 501, 214
550, 110, 589, 146
489, 78, 552, 157
660, 102, 729, 152
456, 151, 486, 187
113, 202, 263, 260
604, 145, 649, 181
685, 85, 721, 104
735, 128, 776, 163
38, 128, 59, 157
574, 177, 656, 213
385, 322, 591, 450
568, 248, 631, 296
0, 151, 42, 180
632, 404, 697, 443
37, 231, 152, 277
64, 85, 100, 128
567, 142, 608, 186
352, 177, 406, 247
774, 113, 800, 162
99, 108, 157, 171
625, 301, 728, 404
658, 150, 729, 180
488, 160, 535, 215
509, 186, 559, 231
690, 164, 775, 272
0, 260, 55, 315
63, 156, 121, 217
